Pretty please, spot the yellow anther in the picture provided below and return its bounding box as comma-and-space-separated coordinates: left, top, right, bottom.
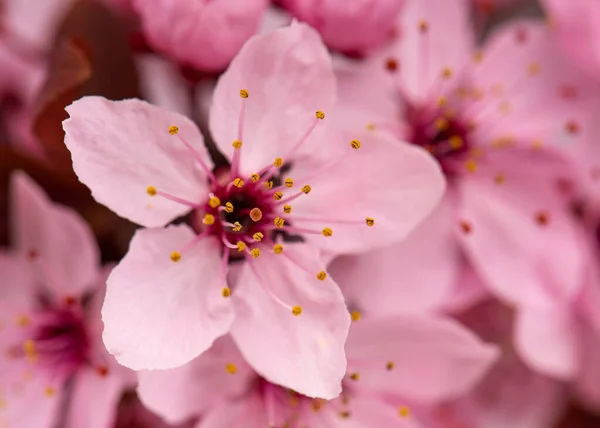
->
301, 185, 312, 194
233, 178, 244, 188
339, 411, 351, 419
251, 173, 260, 182
232, 139, 242, 149
17, 315, 31, 327
398, 406, 410, 418
274, 217, 285, 228
350, 139, 361, 150
146, 186, 157, 196
283, 204, 292, 214
225, 363, 237, 374
222, 287, 231, 298
224, 202, 234, 213
273, 158, 283, 168
23, 340, 36, 354
170, 252, 181, 262
351, 310, 361, 322
236, 241, 246, 252
239, 89, 249, 98
494, 174, 505, 184
349, 373, 360, 381
250, 248, 261, 258
365, 218, 375, 227
434, 117, 449, 131
316, 271, 327, 281
528, 62, 540, 76
292, 306, 303, 316
208, 196, 221, 208
419, 20, 429, 33
203, 214, 215, 225
265, 180, 274, 189
437, 96, 447, 106
168, 125, 179, 135
284, 178, 294, 188
249, 208, 263, 222
386, 361, 395, 370
465, 160, 478, 173
315, 111, 325, 119
311, 399, 325, 412
273, 191, 283, 200
449, 135, 464, 150
273, 244, 284, 254
366, 123, 376, 131
45, 387, 55, 397
232, 222, 242, 232
473, 51, 484, 64
322, 227, 333, 237
442, 67, 453, 79
253, 232, 264, 242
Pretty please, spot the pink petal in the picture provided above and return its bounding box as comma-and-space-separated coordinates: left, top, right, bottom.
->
0, 375, 63, 428
102, 225, 233, 370
469, 22, 597, 150
209, 22, 336, 175
329, 197, 459, 315
451, 355, 566, 428
63, 97, 212, 228
576, 324, 600, 412
282, 0, 404, 54
0, 251, 37, 311
197, 392, 265, 428
345, 316, 499, 402
136, 54, 192, 117
293, 133, 445, 254
457, 149, 586, 306
10, 172, 100, 297
230, 243, 350, 399
64, 366, 128, 428
390, 0, 474, 103
514, 303, 581, 380
133, 0, 269, 72
137, 335, 255, 425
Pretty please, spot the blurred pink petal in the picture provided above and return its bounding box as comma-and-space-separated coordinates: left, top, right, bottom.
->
132, 0, 269, 72
279, 0, 404, 55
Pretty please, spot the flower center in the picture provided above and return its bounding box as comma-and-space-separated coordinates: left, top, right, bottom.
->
406, 103, 471, 176
11, 303, 90, 384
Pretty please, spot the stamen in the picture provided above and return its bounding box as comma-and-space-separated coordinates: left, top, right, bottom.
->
236, 241, 247, 252
284, 178, 294, 188
273, 158, 283, 168
221, 236, 239, 250
232, 222, 242, 232
292, 306, 303, 316
273, 244, 283, 254
273, 191, 283, 200
350, 139, 361, 150
203, 214, 215, 225
170, 252, 181, 262
302, 185, 312, 194
349, 373, 360, 381
316, 271, 327, 281
386, 361, 395, 370
264, 180, 274, 189
249, 208, 263, 222
172, 132, 216, 182
351, 310, 361, 322
251, 173, 260, 182
148, 188, 202, 209
418, 20, 430, 97
246, 258, 295, 311
283, 205, 292, 214
208, 196, 221, 208
253, 232, 264, 242
365, 218, 375, 227
232, 140, 242, 149
224, 202, 234, 213
225, 362, 238, 374
274, 217, 285, 228
399, 406, 410, 418
250, 248, 261, 258
222, 287, 231, 298
322, 227, 333, 237
231, 91, 249, 177
178, 230, 210, 254
233, 178, 244, 188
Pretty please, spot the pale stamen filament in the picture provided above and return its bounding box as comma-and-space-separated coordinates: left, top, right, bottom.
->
246, 257, 294, 311
174, 134, 216, 183
152, 190, 203, 209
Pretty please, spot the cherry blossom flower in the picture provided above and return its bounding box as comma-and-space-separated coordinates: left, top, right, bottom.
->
0, 172, 132, 428
135, 317, 497, 427
329, 0, 589, 332
62, 23, 445, 397
277, 0, 404, 56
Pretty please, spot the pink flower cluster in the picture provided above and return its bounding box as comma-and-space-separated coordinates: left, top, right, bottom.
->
1, 0, 600, 427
